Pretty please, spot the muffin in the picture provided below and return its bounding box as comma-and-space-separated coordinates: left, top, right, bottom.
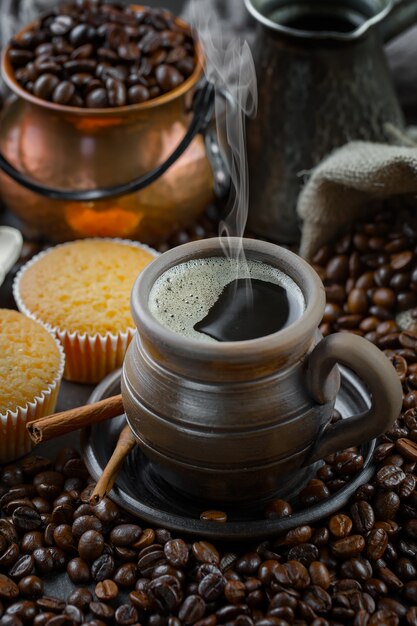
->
14, 239, 158, 383
0, 309, 64, 463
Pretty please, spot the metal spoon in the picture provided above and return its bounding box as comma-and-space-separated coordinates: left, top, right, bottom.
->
0, 226, 23, 287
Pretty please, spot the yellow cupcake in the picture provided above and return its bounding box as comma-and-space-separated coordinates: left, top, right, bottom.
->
0, 309, 64, 462
14, 239, 157, 383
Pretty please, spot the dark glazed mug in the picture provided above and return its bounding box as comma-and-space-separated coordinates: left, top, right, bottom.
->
122, 238, 402, 503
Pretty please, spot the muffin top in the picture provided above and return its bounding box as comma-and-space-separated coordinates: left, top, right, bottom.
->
17, 240, 156, 335
0, 309, 62, 415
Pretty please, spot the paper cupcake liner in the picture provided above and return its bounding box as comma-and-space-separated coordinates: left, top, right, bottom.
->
0, 333, 65, 464
13, 238, 159, 384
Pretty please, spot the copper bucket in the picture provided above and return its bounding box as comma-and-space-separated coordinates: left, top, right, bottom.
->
0, 12, 223, 243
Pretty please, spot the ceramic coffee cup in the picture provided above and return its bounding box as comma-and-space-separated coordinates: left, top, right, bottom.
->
122, 237, 402, 503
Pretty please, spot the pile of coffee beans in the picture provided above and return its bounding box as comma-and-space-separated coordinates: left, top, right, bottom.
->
312, 208, 417, 416
7, 1, 196, 107
265, 439, 365, 520
0, 435, 417, 626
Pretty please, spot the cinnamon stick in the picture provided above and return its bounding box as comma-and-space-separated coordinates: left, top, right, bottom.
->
27, 394, 124, 444
90, 425, 137, 505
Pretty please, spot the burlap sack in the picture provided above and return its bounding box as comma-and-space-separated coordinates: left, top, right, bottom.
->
298, 128, 417, 260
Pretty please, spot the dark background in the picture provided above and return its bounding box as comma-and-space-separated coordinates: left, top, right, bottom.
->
149, 0, 184, 11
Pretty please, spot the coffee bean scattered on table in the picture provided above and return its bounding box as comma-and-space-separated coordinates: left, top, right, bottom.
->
8, 1, 197, 108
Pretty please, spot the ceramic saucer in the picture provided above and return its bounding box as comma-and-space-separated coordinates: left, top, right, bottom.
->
80, 367, 376, 540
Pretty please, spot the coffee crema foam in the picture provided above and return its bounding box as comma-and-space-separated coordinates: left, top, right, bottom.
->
148, 258, 305, 343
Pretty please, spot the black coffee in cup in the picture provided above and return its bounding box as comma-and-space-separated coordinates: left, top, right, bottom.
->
148, 257, 305, 342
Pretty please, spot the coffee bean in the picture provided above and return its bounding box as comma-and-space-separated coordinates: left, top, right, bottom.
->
12, 507, 42, 532
67, 558, 90, 584
164, 539, 189, 567
78, 530, 104, 562
149, 576, 181, 613
8, 555, 34, 580
106, 77, 127, 106
308, 561, 330, 589
33, 472, 64, 500
378, 566, 403, 591
137, 545, 165, 576
5, 599, 37, 621
129, 589, 150, 611
199, 510, 228, 523
396, 438, 417, 461
17, 576, 43, 599
332, 535, 365, 557
369, 609, 399, 625
198, 573, 226, 601
179, 595, 206, 624
53, 525, 74, 553
329, 514, 353, 537
107, 524, 140, 547
0, 519, 19, 544
51, 15, 74, 36
340, 557, 373, 581
192, 542, 220, 565
395, 557, 417, 582
133, 528, 155, 550
376, 464, 406, 488
52, 80, 75, 104
117, 42, 141, 62
0, 544, 20, 569
32, 74, 60, 100
8, 50, 34, 68
127, 84, 150, 104
32, 548, 54, 575
114, 562, 137, 588
92, 498, 119, 525
347, 288, 369, 314
285, 525, 314, 545
155, 64, 184, 91
67, 588, 92, 610
95, 579, 118, 601
0, 576, 19, 600
63, 604, 84, 624
404, 580, 417, 604
21, 457, 51, 478
91, 554, 115, 582
287, 543, 319, 566
366, 528, 388, 560
113, 546, 136, 562
264, 499, 292, 520
299, 479, 330, 505
90, 601, 114, 621
114, 604, 138, 625
234, 553, 261, 577
374, 491, 400, 520
224, 580, 246, 605
31, 498, 50, 515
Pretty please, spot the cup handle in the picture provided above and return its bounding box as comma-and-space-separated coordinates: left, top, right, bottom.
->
305, 333, 403, 464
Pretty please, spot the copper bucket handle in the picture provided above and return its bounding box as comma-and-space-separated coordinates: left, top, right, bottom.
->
305, 333, 402, 463
0, 80, 226, 201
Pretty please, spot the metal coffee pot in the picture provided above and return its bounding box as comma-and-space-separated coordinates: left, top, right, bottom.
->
245, 0, 417, 244
122, 238, 402, 503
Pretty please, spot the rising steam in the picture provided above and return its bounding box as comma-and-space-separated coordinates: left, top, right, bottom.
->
188, 1, 258, 263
